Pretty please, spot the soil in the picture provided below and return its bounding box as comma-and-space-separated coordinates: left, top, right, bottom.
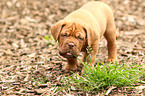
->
0, 0, 144, 95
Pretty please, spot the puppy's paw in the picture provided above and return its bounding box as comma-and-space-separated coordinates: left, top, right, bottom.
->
105, 58, 117, 63
62, 64, 77, 71
77, 62, 83, 66
81, 69, 84, 75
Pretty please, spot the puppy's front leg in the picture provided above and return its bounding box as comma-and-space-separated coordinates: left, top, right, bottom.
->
82, 41, 99, 67
63, 58, 78, 70
81, 49, 98, 74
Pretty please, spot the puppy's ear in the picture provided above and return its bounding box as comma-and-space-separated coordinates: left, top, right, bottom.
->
83, 26, 98, 47
51, 20, 66, 41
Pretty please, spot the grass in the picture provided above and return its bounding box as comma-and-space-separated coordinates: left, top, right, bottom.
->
62, 59, 145, 94
44, 35, 55, 45
32, 76, 49, 87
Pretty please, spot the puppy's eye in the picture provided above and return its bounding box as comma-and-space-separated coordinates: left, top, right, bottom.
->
78, 36, 83, 40
62, 34, 67, 37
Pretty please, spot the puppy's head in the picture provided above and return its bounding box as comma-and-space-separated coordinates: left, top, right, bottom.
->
51, 20, 95, 58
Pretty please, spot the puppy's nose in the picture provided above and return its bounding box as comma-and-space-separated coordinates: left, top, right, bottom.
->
67, 43, 75, 48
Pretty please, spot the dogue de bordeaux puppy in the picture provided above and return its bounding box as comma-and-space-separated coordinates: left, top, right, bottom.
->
51, 1, 117, 71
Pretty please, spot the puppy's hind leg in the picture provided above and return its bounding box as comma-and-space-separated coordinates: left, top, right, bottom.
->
104, 23, 117, 62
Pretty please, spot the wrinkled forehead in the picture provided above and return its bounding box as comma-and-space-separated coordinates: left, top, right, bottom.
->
61, 22, 86, 36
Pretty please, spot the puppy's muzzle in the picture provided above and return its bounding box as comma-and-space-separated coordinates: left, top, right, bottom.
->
67, 42, 76, 49
59, 42, 78, 58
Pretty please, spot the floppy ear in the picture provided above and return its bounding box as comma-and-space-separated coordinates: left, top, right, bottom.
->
83, 25, 98, 47
51, 20, 66, 41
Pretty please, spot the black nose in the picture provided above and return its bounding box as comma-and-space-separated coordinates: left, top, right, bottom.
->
67, 43, 75, 48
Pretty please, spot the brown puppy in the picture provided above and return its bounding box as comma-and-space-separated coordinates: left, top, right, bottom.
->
51, 1, 117, 70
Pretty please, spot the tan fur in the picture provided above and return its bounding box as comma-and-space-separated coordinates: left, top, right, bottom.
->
51, 1, 117, 71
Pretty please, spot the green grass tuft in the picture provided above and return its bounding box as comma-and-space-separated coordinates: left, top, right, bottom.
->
44, 35, 55, 45
67, 61, 144, 93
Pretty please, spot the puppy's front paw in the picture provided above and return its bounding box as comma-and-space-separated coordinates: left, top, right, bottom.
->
81, 69, 84, 75
77, 62, 83, 66
62, 64, 77, 71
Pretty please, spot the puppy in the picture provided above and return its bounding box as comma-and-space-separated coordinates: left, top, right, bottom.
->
51, 1, 117, 70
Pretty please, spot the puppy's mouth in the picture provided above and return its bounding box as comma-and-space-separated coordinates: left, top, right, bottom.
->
59, 50, 78, 58
66, 52, 72, 56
